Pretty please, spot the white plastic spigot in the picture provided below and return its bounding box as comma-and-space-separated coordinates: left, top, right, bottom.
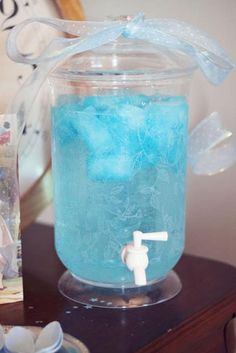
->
121, 230, 168, 286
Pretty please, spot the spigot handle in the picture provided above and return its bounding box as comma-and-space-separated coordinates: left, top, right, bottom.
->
133, 230, 168, 248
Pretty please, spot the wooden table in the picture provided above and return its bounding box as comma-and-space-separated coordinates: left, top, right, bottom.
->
1, 223, 236, 353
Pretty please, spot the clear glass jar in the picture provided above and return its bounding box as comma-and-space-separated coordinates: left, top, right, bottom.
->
49, 38, 196, 307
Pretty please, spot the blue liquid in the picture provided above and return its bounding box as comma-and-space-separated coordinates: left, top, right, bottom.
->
52, 94, 188, 286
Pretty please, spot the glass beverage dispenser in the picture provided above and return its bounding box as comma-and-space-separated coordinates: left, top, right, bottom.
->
6, 15, 235, 308
49, 39, 196, 308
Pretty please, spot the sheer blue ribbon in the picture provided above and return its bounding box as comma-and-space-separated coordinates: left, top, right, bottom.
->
6, 14, 236, 174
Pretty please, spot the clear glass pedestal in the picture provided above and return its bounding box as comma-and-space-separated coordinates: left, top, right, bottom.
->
58, 270, 182, 309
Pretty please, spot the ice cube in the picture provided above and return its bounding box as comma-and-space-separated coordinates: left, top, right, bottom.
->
82, 95, 129, 111
96, 109, 142, 159
71, 106, 114, 154
82, 94, 151, 110
143, 97, 188, 166
88, 153, 133, 181
145, 97, 188, 130
119, 104, 145, 129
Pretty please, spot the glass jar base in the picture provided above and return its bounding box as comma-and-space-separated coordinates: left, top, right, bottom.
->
58, 270, 182, 308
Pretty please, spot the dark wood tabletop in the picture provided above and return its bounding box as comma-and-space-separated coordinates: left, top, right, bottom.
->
0, 223, 236, 353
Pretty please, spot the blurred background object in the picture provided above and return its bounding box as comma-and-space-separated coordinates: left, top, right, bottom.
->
55, 0, 85, 20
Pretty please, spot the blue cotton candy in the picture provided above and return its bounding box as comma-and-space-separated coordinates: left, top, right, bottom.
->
144, 98, 189, 166
53, 94, 188, 181
82, 94, 150, 110
52, 105, 79, 144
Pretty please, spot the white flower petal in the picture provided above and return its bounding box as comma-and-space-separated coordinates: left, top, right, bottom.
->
35, 321, 63, 352
5, 327, 35, 353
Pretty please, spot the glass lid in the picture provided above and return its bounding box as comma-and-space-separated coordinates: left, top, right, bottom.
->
52, 37, 197, 81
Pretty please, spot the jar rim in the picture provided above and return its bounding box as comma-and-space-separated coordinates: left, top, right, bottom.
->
51, 66, 197, 81
51, 39, 198, 81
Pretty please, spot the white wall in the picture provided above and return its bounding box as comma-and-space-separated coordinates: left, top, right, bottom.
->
37, 0, 236, 267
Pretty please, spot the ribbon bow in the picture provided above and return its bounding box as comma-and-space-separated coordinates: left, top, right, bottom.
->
6, 14, 236, 174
